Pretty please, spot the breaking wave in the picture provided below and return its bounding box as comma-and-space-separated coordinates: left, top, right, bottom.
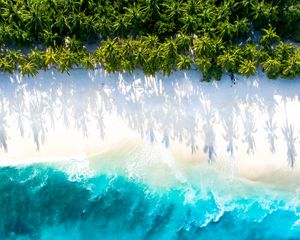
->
1, 161, 300, 240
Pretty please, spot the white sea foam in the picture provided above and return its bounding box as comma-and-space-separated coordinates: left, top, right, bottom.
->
0, 69, 300, 187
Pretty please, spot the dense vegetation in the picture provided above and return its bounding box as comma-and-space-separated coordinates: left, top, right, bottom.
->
0, 0, 299, 79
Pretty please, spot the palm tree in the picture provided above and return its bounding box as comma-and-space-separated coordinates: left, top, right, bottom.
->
262, 58, 282, 79
180, 14, 199, 34
183, 0, 203, 15
250, 1, 278, 27
143, 48, 159, 76
123, 3, 146, 34
162, 0, 183, 27
217, 50, 237, 72
5, 50, 23, 64
162, 38, 178, 60
235, 0, 255, 16
43, 47, 57, 67
57, 48, 78, 74
53, 12, 71, 36
97, 16, 113, 38
21, 0, 51, 40
177, 55, 193, 70
0, 0, 23, 25
42, 30, 60, 46
142, 0, 162, 22
176, 33, 192, 53
19, 60, 38, 77
281, 57, 298, 78
122, 38, 138, 72
0, 0, 298, 79
13, 25, 31, 44
198, 5, 217, 24
193, 35, 213, 58
81, 52, 96, 70
243, 43, 258, 61
134, 45, 146, 69
210, 65, 223, 81
96, 38, 121, 72
78, 15, 99, 39
113, 14, 130, 37
234, 17, 249, 37
28, 49, 45, 69
157, 38, 178, 75
141, 35, 159, 49
217, 19, 237, 40
195, 57, 212, 74
217, 0, 233, 21
4, 50, 24, 71
238, 59, 257, 77
64, 36, 83, 51
260, 26, 280, 48
0, 56, 14, 74
282, 4, 300, 41
274, 42, 295, 61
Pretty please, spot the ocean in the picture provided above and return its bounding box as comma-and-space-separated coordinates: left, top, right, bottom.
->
1, 159, 299, 240
1, 70, 300, 239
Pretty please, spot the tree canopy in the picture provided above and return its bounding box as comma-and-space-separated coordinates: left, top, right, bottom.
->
0, 0, 299, 79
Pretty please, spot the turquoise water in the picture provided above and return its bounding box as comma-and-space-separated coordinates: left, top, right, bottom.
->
1, 163, 300, 240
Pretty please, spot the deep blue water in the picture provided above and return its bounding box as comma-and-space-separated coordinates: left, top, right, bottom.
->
0, 164, 300, 240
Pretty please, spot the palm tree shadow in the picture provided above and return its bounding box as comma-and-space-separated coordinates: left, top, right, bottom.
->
0, 69, 300, 164
29, 92, 48, 150
59, 83, 73, 129
242, 104, 257, 155
222, 112, 238, 157
265, 103, 278, 154
282, 120, 297, 168
201, 101, 216, 162
11, 86, 27, 138
219, 87, 240, 157
0, 100, 8, 152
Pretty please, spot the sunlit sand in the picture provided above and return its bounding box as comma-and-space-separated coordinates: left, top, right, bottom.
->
1, 69, 300, 188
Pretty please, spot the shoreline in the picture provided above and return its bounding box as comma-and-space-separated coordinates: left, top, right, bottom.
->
0, 69, 300, 188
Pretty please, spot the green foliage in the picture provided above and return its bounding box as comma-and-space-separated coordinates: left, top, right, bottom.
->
177, 55, 193, 70
217, 51, 238, 72
238, 59, 257, 77
260, 26, 280, 48
0, 0, 299, 79
262, 58, 282, 79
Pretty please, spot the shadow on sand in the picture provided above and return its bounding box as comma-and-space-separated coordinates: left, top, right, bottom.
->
0, 69, 299, 167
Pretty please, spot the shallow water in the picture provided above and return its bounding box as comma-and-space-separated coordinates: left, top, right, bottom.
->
1, 159, 300, 240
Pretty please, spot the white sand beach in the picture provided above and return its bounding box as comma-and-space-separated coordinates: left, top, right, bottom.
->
0, 69, 300, 187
